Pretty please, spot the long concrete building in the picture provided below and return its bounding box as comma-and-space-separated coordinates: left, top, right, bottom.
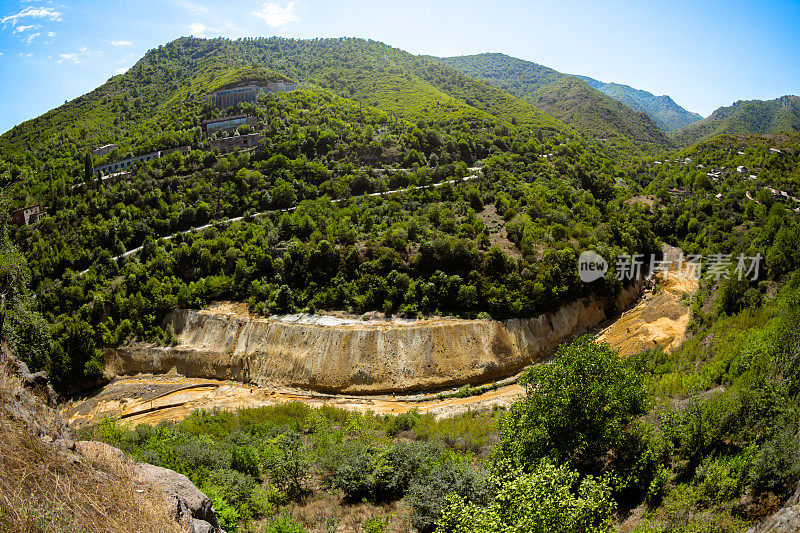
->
95, 146, 191, 176
208, 82, 298, 108
202, 115, 259, 135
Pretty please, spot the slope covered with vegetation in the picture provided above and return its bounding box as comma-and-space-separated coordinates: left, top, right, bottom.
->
577, 75, 702, 132
438, 53, 674, 155
0, 37, 657, 394
672, 95, 800, 147
0, 37, 570, 166
3, 35, 800, 533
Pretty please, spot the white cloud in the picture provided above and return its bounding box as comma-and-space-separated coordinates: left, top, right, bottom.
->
253, 1, 299, 27
47, 31, 55, 37
110, 40, 131, 46
26, 32, 39, 43
58, 47, 91, 64
175, 0, 207, 15
188, 22, 219, 37
114, 66, 129, 75
13, 24, 40, 33
1, 6, 63, 26
0, 52, 4, 56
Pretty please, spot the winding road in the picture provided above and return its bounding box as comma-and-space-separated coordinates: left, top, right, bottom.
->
77, 169, 482, 277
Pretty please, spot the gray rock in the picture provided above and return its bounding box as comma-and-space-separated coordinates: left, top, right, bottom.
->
747, 483, 800, 533
76, 440, 128, 465
192, 519, 216, 533
133, 463, 221, 531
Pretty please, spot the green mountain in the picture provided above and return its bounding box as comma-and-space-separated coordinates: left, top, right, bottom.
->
0, 38, 572, 160
3, 35, 653, 394
576, 76, 702, 132
5, 35, 800, 533
437, 53, 673, 155
671, 95, 800, 146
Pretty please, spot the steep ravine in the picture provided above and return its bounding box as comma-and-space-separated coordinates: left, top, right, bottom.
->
106, 283, 642, 395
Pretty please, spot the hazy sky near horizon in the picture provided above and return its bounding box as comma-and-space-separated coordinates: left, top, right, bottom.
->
1, 0, 799, 135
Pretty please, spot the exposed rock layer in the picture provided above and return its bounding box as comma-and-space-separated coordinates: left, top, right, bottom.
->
746, 482, 800, 533
108, 283, 642, 394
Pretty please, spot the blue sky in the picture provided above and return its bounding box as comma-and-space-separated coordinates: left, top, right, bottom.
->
0, 0, 799, 135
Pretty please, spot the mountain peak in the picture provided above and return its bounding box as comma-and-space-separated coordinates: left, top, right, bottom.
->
438, 54, 673, 154
672, 95, 800, 146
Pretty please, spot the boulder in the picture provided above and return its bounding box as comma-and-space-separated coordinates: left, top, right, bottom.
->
747, 483, 800, 533
76, 440, 127, 465
75, 441, 224, 533
133, 463, 222, 531
192, 519, 216, 533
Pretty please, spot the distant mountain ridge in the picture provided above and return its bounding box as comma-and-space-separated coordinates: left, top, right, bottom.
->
672, 95, 800, 146
0, 38, 575, 159
437, 53, 673, 155
575, 76, 702, 132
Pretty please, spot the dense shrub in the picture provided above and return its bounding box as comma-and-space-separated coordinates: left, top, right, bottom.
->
385, 410, 420, 436
408, 462, 492, 533
749, 428, 800, 499
496, 336, 648, 476
177, 436, 231, 471
435, 461, 615, 533
260, 430, 311, 498
324, 440, 443, 502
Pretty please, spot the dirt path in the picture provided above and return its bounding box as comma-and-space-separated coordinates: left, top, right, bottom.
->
64, 246, 699, 428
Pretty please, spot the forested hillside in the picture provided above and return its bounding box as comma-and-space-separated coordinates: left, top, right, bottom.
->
672, 95, 800, 146
439, 53, 673, 155
0, 37, 659, 395
577, 75, 702, 132
3, 35, 800, 533
0, 37, 570, 165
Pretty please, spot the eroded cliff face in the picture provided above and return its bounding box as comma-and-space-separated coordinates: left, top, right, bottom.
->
107, 284, 641, 394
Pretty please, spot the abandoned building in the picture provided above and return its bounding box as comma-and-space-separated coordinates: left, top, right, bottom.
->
210, 133, 261, 154
95, 146, 191, 176
11, 205, 47, 225
208, 82, 298, 108
92, 144, 117, 157
202, 115, 259, 135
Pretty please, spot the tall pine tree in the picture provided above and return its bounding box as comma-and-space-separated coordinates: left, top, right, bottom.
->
84, 152, 94, 185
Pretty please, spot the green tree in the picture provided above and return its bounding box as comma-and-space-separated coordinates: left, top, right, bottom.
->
84, 152, 94, 185
0, 222, 51, 369
261, 431, 311, 498
496, 336, 647, 476
435, 461, 615, 533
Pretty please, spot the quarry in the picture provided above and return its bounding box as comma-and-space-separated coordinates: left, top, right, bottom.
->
63, 264, 699, 429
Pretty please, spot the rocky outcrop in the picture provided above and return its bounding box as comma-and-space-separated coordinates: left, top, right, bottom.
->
108, 283, 642, 394
134, 463, 222, 533
77, 441, 225, 533
747, 483, 800, 533
1, 343, 75, 451
1, 343, 222, 533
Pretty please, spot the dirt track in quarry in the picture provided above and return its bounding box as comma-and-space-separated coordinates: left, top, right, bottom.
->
62, 247, 698, 429
63, 375, 526, 429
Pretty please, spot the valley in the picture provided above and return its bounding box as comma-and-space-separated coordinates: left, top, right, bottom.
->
64, 249, 691, 430
1, 30, 800, 533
